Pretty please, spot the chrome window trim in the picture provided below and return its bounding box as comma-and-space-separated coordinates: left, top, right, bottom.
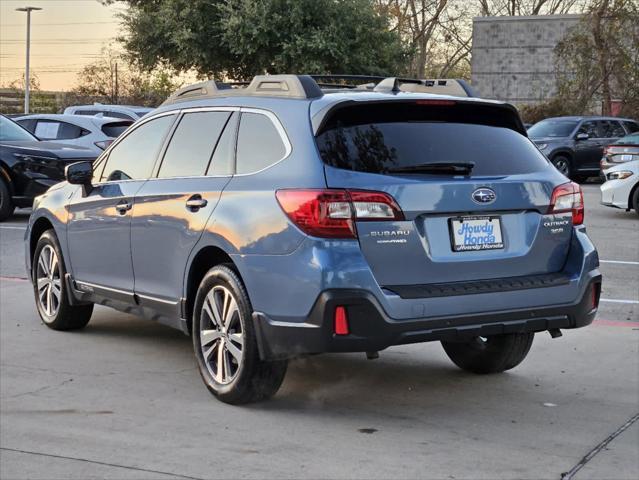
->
234, 107, 292, 176
92, 111, 179, 185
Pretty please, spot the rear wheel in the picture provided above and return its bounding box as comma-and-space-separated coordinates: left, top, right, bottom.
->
192, 265, 287, 404
441, 333, 534, 374
33, 230, 93, 330
551, 155, 572, 178
0, 176, 15, 222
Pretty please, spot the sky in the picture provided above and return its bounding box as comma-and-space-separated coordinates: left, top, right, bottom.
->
0, 0, 124, 91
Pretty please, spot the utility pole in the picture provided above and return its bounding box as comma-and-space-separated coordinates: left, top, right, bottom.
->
15, 6, 42, 114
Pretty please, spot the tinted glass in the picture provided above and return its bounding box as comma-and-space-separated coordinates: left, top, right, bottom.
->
318, 123, 548, 176
623, 121, 639, 133
208, 112, 237, 176
135, 110, 152, 118
35, 120, 84, 140
598, 120, 625, 138
75, 110, 99, 116
236, 113, 286, 174
0, 116, 37, 141
101, 122, 132, 138
577, 121, 599, 137
101, 114, 175, 182
158, 111, 231, 178
528, 119, 578, 138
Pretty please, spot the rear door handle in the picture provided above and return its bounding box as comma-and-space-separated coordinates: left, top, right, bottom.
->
115, 200, 132, 214
186, 195, 208, 211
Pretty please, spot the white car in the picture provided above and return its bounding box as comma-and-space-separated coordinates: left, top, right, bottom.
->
600, 159, 639, 216
14, 114, 132, 155
63, 104, 154, 121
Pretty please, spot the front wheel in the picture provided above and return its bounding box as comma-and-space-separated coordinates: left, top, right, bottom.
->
33, 230, 93, 330
551, 155, 572, 178
632, 187, 639, 217
441, 333, 534, 374
0, 177, 15, 222
192, 265, 287, 404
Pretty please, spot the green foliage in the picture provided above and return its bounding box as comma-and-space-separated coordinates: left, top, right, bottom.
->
117, 0, 406, 80
518, 98, 581, 124
554, 0, 639, 118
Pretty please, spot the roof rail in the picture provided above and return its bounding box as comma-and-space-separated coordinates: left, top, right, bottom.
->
161, 75, 323, 106
161, 74, 476, 105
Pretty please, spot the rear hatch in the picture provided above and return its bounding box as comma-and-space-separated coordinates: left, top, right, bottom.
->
315, 99, 572, 287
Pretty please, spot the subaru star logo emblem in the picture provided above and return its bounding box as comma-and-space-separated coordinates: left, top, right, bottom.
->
472, 188, 496, 204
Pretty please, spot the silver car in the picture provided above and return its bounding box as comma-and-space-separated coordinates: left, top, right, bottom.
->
14, 114, 132, 155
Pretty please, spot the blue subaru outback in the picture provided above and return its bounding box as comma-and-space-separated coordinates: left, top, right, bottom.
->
25, 75, 601, 404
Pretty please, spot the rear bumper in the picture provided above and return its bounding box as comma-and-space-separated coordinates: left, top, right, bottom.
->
253, 274, 602, 360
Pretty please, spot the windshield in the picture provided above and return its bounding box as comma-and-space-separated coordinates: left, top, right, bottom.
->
0, 116, 38, 142
614, 133, 639, 145
316, 103, 548, 176
528, 119, 578, 138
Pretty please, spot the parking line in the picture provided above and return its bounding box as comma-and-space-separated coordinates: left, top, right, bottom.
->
600, 260, 639, 266
600, 298, 639, 305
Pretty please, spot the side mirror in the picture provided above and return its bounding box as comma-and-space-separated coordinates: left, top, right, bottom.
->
65, 161, 93, 196
575, 133, 589, 141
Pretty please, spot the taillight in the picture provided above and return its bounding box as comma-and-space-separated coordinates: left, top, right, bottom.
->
548, 182, 584, 225
275, 189, 404, 239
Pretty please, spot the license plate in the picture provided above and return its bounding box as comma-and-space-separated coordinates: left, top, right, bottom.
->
449, 216, 504, 252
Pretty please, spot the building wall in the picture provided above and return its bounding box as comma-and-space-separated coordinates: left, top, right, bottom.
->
471, 14, 581, 104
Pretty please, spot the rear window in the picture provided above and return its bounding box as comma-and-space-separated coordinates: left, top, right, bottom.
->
101, 122, 132, 138
623, 121, 639, 133
316, 103, 548, 176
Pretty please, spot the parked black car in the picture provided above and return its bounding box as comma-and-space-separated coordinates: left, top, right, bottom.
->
528, 116, 639, 182
0, 115, 96, 221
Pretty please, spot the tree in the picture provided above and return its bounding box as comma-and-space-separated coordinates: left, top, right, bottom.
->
73, 48, 184, 106
112, 0, 406, 80
554, 0, 639, 117
478, 0, 589, 15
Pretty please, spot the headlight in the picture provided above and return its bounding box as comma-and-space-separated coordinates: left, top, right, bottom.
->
536, 143, 548, 151
607, 170, 633, 180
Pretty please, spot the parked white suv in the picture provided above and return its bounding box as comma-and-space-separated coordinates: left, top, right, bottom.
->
14, 114, 132, 155
63, 104, 154, 121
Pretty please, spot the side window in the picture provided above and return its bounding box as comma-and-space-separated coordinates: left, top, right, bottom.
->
623, 121, 639, 133
16, 119, 36, 133
597, 120, 623, 138
577, 121, 598, 138
75, 110, 99, 116
208, 112, 238, 176
158, 111, 231, 178
101, 114, 176, 182
235, 112, 287, 174
608, 121, 626, 138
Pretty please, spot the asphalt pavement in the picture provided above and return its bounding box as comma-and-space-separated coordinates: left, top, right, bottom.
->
1, 184, 637, 479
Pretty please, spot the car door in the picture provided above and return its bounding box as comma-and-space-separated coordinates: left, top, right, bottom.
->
130, 109, 237, 318
66, 113, 177, 298
573, 120, 601, 171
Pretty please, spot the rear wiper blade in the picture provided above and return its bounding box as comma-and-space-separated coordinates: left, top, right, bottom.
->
386, 162, 475, 175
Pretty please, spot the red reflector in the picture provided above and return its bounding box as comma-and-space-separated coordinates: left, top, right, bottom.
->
334, 306, 349, 335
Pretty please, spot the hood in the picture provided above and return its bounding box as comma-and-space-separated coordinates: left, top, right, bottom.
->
0, 140, 97, 160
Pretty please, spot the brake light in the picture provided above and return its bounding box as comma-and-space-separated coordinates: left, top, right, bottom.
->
548, 182, 584, 225
275, 189, 404, 239
334, 306, 350, 335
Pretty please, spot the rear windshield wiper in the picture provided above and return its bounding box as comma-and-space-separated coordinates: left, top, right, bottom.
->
385, 162, 475, 175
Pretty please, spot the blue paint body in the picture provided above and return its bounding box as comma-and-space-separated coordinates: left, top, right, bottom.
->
25, 88, 601, 357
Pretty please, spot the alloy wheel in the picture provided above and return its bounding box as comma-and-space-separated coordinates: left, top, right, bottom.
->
36, 245, 62, 317
554, 158, 570, 175
199, 285, 244, 385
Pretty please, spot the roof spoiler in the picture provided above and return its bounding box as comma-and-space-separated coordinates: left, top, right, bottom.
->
161, 74, 476, 105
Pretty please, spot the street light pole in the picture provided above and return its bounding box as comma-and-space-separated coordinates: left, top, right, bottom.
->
16, 6, 42, 114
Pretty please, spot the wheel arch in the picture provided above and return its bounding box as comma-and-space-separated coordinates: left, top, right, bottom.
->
29, 217, 56, 270
0, 162, 15, 196
629, 181, 639, 210
183, 245, 239, 333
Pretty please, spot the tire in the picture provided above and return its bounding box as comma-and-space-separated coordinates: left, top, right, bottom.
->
32, 230, 93, 330
632, 186, 639, 217
441, 332, 534, 374
0, 176, 15, 222
551, 155, 572, 178
192, 265, 287, 404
